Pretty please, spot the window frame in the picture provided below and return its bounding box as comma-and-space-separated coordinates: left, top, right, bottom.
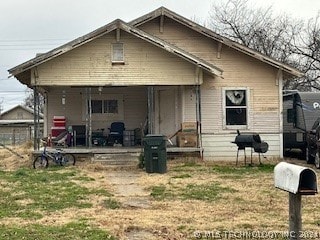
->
103, 99, 118, 114
111, 42, 124, 63
222, 87, 250, 130
83, 94, 124, 121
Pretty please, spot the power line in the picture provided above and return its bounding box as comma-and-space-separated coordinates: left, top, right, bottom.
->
0, 38, 70, 42
0, 90, 28, 93
0, 48, 53, 51
0, 43, 62, 47
0, 38, 72, 51
0, 78, 15, 81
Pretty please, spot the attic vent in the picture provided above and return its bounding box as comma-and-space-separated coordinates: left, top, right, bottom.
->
112, 43, 124, 63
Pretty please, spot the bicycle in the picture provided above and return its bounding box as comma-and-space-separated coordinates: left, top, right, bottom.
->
33, 144, 76, 169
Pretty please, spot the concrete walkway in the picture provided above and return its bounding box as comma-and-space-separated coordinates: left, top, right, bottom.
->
106, 170, 151, 209
106, 170, 156, 240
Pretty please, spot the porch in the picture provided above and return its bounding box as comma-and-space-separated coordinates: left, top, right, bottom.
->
34, 84, 203, 153
32, 146, 204, 165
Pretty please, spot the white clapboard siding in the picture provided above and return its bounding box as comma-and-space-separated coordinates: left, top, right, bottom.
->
183, 86, 197, 122
139, 18, 219, 64
202, 134, 281, 161
36, 32, 198, 86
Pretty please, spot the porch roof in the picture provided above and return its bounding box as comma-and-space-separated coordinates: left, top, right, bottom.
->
8, 19, 223, 84
130, 7, 304, 78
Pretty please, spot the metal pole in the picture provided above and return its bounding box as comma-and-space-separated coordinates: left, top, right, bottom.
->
289, 193, 302, 240
33, 86, 39, 150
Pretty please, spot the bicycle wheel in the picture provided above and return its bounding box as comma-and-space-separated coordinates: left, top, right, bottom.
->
33, 156, 49, 169
60, 153, 76, 166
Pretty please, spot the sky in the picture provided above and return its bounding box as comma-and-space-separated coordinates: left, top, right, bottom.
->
0, 0, 319, 113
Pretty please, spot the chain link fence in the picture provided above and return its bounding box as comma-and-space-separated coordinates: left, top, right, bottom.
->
0, 133, 31, 146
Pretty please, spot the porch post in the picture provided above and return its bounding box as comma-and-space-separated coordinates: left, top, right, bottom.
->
33, 86, 40, 150
85, 87, 92, 147
277, 69, 284, 159
195, 85, 203, 157
147, 86, 154, 134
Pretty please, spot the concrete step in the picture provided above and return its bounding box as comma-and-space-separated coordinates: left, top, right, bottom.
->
92, 153, 140, 166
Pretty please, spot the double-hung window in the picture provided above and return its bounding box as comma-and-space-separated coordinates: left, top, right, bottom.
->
112, 43, 124, 63
224, 88, 248, 128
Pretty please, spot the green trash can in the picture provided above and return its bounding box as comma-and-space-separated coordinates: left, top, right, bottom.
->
143, 134, 167, 173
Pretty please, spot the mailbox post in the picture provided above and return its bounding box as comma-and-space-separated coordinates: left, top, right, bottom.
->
274, 162, 318, 240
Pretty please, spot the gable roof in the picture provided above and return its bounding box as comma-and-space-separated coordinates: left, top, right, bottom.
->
130, 7, 303, 78
0, 105, 43, 119
8, 19, 223, 82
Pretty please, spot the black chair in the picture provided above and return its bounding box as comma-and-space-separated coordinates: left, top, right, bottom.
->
72, 125, 86, 146
108, 122, 125, 145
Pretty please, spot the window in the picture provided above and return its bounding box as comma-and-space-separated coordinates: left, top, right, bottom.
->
224, 89, 248, 127
112, 43, 124, 63
83, 94, 124, 121
104, 100, 118, 114
89, 100, 118, 114
91, 100, 102, 114
287, 109, 294, 123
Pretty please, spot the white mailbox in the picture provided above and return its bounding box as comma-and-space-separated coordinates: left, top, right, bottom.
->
274, 162, 318, 195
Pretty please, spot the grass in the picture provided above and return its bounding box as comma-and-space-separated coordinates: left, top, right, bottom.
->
149, 163, 274, 202
181, 182, 236, 201
150, 181, 236, 202
1, 154, 319, 239
0, 167, 117, 239
103, 198, 122, 209
0, 221, 116, 240
210, 163, 275, 175
150, 185, 174, 200
0, 168, 112, 218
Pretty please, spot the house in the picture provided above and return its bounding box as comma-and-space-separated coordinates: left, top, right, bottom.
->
0, 105, 43, 145
8, 7, 302, 159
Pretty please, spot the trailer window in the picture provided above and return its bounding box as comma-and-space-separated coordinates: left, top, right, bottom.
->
224, 89, 248, 127
287, 109, 294, 123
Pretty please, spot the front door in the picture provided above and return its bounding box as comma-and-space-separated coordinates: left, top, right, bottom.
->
157, 88, 177, 138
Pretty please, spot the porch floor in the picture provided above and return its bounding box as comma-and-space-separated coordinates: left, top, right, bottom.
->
33, 146, 203, 158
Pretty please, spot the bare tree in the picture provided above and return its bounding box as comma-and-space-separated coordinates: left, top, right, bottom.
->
24, 88, 44, 113
208, 0, 319, 91
289, 14, 320, 90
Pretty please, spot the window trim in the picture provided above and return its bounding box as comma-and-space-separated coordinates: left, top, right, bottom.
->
111, 42, 125, 64
222, 87, 250, 130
